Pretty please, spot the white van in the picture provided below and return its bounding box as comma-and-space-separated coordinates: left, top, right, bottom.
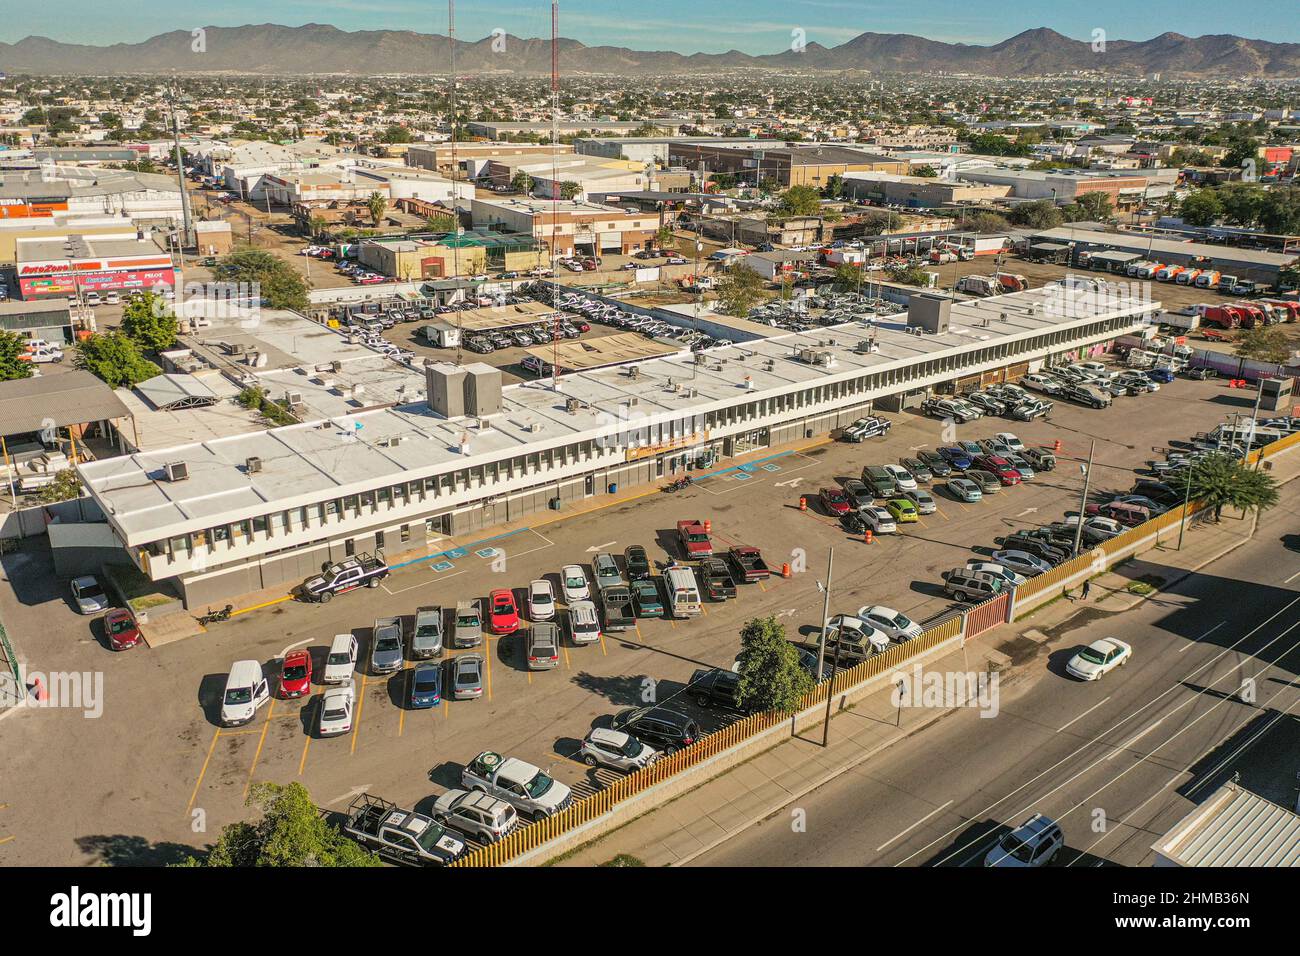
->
665, 566, 702, 619
220, 660, 271, 726
324, 633, 358, 684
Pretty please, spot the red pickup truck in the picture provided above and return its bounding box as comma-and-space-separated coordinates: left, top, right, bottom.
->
676, 519, 713, 559
727, 546, 771, 583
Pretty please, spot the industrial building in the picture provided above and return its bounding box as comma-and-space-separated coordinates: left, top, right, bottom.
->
470, 197, 658, 258
405, 142, 574, 178
840, 172, 1012, 208
1027, 224, 1300, 286
575, 136, 782, 166
355, 229, 545, 280
14, 231, 175, 300
666, 143, 908, 188
0, 298, 75, 344
76, 283, 1157, 607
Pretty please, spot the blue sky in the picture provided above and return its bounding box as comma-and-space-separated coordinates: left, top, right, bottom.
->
0, 1, 1291, 52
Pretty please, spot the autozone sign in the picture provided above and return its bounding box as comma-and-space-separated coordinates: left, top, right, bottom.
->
18, 261, 71, 276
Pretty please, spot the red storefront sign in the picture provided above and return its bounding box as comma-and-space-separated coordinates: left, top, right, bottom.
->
19, 267, 176, 299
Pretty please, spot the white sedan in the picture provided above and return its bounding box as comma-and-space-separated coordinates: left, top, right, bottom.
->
965, 561, 1026, 587
882, 464, 917, 492
560, 565, 590, 603
857, 605, 922, 642
995, 432, 1026, 452
990, 550, 1054, 577
318, 682, 356, 736
528, 578, 556, 621
1066, 638, 1132, 681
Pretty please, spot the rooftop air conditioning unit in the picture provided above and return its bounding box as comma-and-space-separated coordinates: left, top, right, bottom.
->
246, 456, 263, 473
331, 361, 343, 372
164, 461, 189, 482
286, 392, 303, 406
565, 398, 580, 413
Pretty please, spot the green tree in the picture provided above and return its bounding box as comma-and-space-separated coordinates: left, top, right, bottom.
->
734, 616, 814, 714
120, 291, 178, 353
715, 262, 768, 316
0, 331, 34, 382
824, 173, 845, 197
1234, 325, 1294, 365
1007, 199, 1064, 230
831, 262, 863, 292
213, 247, 311, 311
558, 181, 583, 200
911, 165, 938, 178
177, 782, 380, 867
382, 124, 412, 144
964, 211, 1012, 234
1179, 188, 1224, 227
777, 184, 823, 217
365, 191, 388, 226
1074, 192, 1114, 222
307, 214, 329, 240
510, 171, 534, 193
1168, 453, 1280, 522
1217, 183, 1267, 226
424, 213, 457, 233
654, 224, 676, 250
37, 469, 82, 504
74, 332, 160, 388
886, 263, 932, 286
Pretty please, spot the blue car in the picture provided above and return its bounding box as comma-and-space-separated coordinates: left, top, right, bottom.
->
1146, 368, 1176, 384
409, 662, 442, 709
938, 446, 973, 470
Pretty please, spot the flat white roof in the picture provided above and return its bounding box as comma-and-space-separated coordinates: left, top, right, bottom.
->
80, 283, 1155, 545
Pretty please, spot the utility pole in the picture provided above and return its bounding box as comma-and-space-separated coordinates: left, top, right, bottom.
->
1072, 439, 1096, 560
815, 546, 834, 681
167, 83, 194, 258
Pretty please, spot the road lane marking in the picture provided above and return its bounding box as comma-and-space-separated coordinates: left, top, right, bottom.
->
876, 799, 954, 852
1178, 620, 1225, 653
350, 677, 369, 754
1286, 569, 1300, 584
1057, 696, 1111, 733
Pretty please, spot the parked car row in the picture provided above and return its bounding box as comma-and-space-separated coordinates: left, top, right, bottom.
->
536, 287, 731, 351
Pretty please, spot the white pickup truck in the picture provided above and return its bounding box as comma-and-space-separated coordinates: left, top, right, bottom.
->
461, 751, 573, 818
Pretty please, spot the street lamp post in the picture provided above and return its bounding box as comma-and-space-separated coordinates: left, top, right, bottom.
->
1072, 440, 1096, 560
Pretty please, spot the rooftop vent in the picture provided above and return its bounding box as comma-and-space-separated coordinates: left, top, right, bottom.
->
164, 461, 189, 482
245, 456, 263, 473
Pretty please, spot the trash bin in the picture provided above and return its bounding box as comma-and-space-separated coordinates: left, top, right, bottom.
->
608, 483, 618, 494
549, 496, 562, 510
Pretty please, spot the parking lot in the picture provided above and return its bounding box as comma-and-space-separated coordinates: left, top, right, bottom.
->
0, 366, 1253, 864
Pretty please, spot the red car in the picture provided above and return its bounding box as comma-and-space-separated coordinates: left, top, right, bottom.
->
280, 649, 312, 698
978, 456, 1022, 486
819, 487, 852, 516
103, 608, 142, 651
488, 588, 520, 634
575, 322, 591, 333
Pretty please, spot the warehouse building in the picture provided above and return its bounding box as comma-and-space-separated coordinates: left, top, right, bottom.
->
14, 232, 175, 300
667, 143, 908, 188
0, 298, 74, 344
1028, 224, 1300, 286
77, 284, 1157, 607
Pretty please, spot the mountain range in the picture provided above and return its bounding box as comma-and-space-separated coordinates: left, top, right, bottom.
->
2, 24, 1299, 77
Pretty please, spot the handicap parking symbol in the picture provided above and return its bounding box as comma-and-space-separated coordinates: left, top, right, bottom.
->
733, 472, 753, 482
761, 463, 781, 472
475, 547, 499, 559
444, 548, 467, 559
430, 560, 455, 572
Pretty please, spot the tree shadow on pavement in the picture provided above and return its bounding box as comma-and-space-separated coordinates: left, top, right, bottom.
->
75, 834, 201, 867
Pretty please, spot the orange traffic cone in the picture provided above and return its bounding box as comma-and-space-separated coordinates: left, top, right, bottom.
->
1053, 439, 1061, 452
864, 530, 873, 544
703, 519, 712, 534
781, 562, 791, 579
32, 676, 46, 702
799, 496, 807, 512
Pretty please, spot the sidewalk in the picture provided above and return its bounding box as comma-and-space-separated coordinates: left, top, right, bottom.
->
552, 456, 1299, 867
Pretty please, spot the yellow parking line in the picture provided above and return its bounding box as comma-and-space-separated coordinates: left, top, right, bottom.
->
299, 692, 321, 776
443, 699, 449, 720
562, 641, 571, 669
758, 580, 767, 592
484, 638, 494, 700
350, 677, 369, 754
0, 836, 13, 846
599, 630, 608, 656
244, 699, 275, 800
230, 594, 293, 617
187, 729, 220, 812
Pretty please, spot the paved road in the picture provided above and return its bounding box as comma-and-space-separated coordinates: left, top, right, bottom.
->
691, 479, 1300, 867
0, 372, 1261, 863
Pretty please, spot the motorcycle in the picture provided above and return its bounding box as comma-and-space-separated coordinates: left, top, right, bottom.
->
197, 604, 234, 626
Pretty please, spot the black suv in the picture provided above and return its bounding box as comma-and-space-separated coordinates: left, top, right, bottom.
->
999, 534, 1069, 564
688, 668, 749, 713
610, 706, 701, 755
623, 545, 652, 581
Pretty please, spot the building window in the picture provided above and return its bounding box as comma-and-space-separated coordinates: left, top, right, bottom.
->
252, 515, 268, 535
375, 530, 385, 550
345, 539, 355, 556
401, 524, 411, 543
211, 525, 229, 544
378, 487, 391, 505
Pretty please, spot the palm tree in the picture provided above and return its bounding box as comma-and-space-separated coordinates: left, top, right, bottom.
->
366, 191, 387, 227
1169, 453, 1280, 522
308, 214, 328, 240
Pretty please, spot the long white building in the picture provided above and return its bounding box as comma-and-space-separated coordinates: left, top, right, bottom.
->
77, 285, 1157, 607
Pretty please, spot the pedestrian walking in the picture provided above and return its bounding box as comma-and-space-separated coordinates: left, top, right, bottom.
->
1081, 580, 1092, 601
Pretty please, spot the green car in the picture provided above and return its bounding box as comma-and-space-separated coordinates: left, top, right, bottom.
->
885, 498, 919, 523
